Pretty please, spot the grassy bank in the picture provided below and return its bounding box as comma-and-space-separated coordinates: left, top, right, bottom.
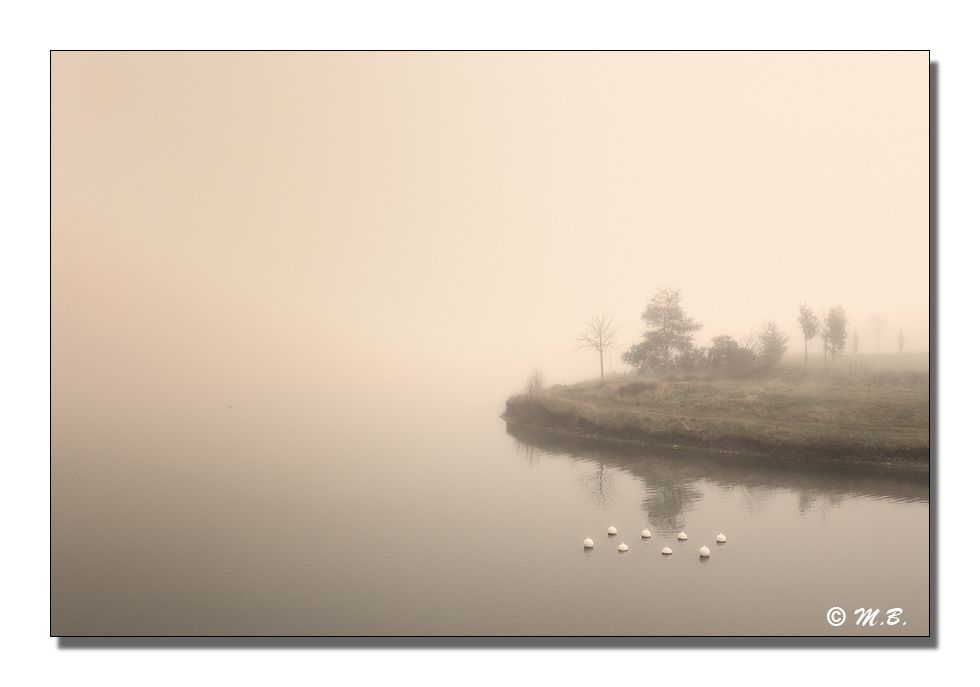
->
503, 367, 929, 467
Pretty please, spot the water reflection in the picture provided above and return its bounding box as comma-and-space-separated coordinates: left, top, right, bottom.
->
505, 423, 928, 530
511, 435, 541, 465
580, 463, 617, 508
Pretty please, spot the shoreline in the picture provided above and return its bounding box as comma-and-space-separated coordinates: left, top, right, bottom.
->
502, 373, 929, 473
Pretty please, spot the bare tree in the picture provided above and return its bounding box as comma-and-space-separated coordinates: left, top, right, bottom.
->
868, 315, 886, 354
797, 303, 819, 367
525, 369, 544, 397
577, 313, 621, 379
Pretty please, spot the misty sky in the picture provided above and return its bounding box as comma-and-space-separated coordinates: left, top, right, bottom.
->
53, 51, 928, 400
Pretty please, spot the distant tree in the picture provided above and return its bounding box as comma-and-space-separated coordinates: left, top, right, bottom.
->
525, 369, 544, 397
708, 335, 757, 376
622, 288, 702, 373
797, 303, 819, 367
708, 335, 740, 366
821, 315, 829, 363
898, 329, 905, 354
824, 306, 848, 360
868, 315, 886, 354
740, 330, 761, 357
758, 322, 789, 368
676, 345, 709, 371
852, 329, 860, 355
576, 313, 621, 380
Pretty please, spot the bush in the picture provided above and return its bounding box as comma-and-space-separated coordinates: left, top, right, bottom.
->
707, 335, 758, 377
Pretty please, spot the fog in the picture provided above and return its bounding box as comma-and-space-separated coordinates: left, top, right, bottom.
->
51, 51, 929, 637
53, 51, 928, 406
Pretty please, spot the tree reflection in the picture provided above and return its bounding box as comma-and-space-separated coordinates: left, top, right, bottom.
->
511, 436, 540, 465
640, 478, 701, 531
579, 463, 616, 508
504, 421, 928, 528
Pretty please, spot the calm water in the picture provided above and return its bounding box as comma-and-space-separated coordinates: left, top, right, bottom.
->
52, 389, 929, 636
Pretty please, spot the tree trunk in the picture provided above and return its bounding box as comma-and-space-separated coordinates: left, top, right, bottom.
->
599, 349, 604, 379
804, 338, 808, 367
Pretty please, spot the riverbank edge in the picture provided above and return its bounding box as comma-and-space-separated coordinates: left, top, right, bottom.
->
501, 394, 929, 474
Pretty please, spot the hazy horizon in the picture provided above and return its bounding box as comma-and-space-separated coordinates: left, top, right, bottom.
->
53, 51, 928, 402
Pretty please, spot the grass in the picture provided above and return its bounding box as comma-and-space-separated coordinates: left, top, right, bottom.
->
503, 364, 929, 466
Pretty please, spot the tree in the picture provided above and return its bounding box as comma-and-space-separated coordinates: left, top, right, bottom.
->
797, 303, 819, 367
708, 335, 756, 376
898, 329, 905, 354
525, 369, 544, 397
868, 315, 886, 354
759, 321, 789, 368
676, 345, 709, 371
622, 288, 702, 373
576, 313, 621, 380
824, 306, 848, 360
852, 329, 860, 355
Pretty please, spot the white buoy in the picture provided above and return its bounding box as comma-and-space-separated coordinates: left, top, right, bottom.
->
641, 529, 652, 539
716, 533, 727, 543
583, 537, 594, 548
699, 545, 710, 558
661, 546, 673, 555
617, 542, 629, 552
677, 531, 688, 541
607, 525, 618, 535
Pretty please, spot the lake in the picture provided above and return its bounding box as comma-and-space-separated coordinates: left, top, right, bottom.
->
52, 388, 929, 636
